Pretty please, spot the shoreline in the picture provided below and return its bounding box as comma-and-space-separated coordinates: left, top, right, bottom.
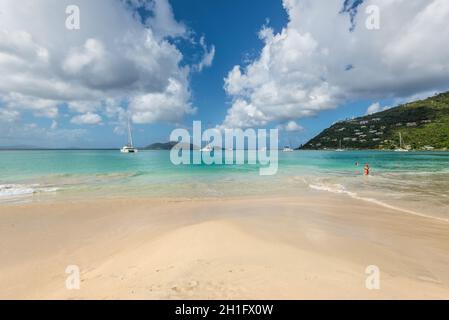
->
2, 182, 448, 223
1, 193, 449, 299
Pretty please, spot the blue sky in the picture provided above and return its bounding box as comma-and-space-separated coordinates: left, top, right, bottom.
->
0, 0, 448, 148
131, 0, 389, 148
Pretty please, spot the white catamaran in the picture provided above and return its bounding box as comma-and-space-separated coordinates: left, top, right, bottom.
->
335, 139, 344, 152
120, 117, 138, 153
395, 132, 408, 152
283, 137, 294, 152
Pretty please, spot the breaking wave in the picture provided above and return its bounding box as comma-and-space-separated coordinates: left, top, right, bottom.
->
0, 184, 58, 200
309, 182, 449, 223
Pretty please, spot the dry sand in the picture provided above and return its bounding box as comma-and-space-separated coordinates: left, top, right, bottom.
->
1, 193, 449, 299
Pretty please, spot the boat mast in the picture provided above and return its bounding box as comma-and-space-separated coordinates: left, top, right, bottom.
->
399, 132, 403, 149
127, 116, 134, 147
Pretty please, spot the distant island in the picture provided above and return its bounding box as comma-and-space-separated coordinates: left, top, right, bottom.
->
144, 141, 198, 150
300, 91, 449, 151
0, 145, 40, 150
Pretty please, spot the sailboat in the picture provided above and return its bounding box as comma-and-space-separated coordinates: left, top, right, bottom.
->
394, 132, 408, 152
201, 121, 215, 152
200, 144, 213, 152
120, 117, 138, 153
283, 137, 294, 152
336, 139, 344, 152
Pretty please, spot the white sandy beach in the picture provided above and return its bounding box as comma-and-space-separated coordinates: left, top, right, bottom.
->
1, 193, 449, 300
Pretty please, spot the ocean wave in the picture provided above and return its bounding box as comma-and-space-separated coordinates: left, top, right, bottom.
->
309, 182, 449, 223
33, 172, 138, 187
309, 183, 357, 197
0, 184, 58, 199
378, 169, 449, 177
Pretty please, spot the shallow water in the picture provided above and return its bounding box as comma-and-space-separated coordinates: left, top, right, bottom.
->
1, 150, 448, 220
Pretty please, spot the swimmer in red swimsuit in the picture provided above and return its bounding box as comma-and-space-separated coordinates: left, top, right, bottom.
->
364, 164, 370, 176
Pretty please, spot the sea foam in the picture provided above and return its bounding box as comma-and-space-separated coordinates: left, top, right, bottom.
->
0, 184, 58, 199
309, 182, 449, 223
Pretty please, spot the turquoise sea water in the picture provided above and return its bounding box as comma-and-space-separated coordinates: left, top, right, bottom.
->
1, 150, 449, 219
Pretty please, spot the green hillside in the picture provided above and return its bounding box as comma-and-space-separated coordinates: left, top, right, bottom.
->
300, 91, 449, 151
144, 141, 197, 150
144, 141, 179, 150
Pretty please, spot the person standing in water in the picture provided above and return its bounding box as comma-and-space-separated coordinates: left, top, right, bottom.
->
364, 163, 370, 176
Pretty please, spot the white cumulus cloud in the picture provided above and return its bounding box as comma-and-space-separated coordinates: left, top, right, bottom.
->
366, 102, 381, 115
70, 113, 103, 125
222, 0, 449, 128
282, 121, 304, 132
0, 0, 207, 132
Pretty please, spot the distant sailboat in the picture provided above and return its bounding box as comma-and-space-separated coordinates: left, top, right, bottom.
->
201, 122, 215, 152
120, 117, 138, 153
395, 132, 408, 152
336, 139, 344, 152
283, 137, 294, 152
200, 144, 213, 152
